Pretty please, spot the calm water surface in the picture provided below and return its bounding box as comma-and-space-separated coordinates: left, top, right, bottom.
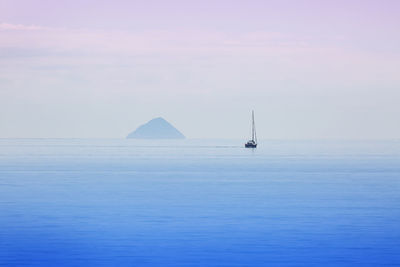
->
0, 139, 399, 266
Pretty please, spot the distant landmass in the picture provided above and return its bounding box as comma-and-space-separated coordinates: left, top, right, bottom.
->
127, 117, 185, 139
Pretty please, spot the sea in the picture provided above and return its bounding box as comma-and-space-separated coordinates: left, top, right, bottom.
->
0, 139, 399, 266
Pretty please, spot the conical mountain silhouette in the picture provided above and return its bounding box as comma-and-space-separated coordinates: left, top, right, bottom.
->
127, 117, 185, 139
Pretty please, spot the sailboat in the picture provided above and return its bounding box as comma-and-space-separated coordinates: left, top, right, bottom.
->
245, 110, 257, 148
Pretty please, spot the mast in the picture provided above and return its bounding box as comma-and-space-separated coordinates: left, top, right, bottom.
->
253, 111, 257, 143
251, 110, 256, 142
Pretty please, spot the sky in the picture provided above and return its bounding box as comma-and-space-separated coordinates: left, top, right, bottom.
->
0, 0, 399, 139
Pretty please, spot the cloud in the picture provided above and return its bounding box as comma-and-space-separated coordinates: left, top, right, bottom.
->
1, 21, 398, 87
0, 23, 310, 57
0, 23, 44, 31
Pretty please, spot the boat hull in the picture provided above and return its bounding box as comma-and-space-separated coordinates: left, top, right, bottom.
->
245, 143, 257, 148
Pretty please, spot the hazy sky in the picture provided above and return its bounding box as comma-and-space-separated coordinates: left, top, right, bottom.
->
1, 0, 399, 139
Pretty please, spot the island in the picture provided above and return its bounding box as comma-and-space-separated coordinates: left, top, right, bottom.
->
127, 117, 185, 139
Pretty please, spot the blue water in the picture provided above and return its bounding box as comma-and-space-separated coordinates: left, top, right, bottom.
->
0, 139, 399, 266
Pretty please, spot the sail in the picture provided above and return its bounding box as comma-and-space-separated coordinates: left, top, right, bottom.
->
251, 110, 257, 142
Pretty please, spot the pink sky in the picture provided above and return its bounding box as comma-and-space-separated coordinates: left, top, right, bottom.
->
0, 0, 399, 138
